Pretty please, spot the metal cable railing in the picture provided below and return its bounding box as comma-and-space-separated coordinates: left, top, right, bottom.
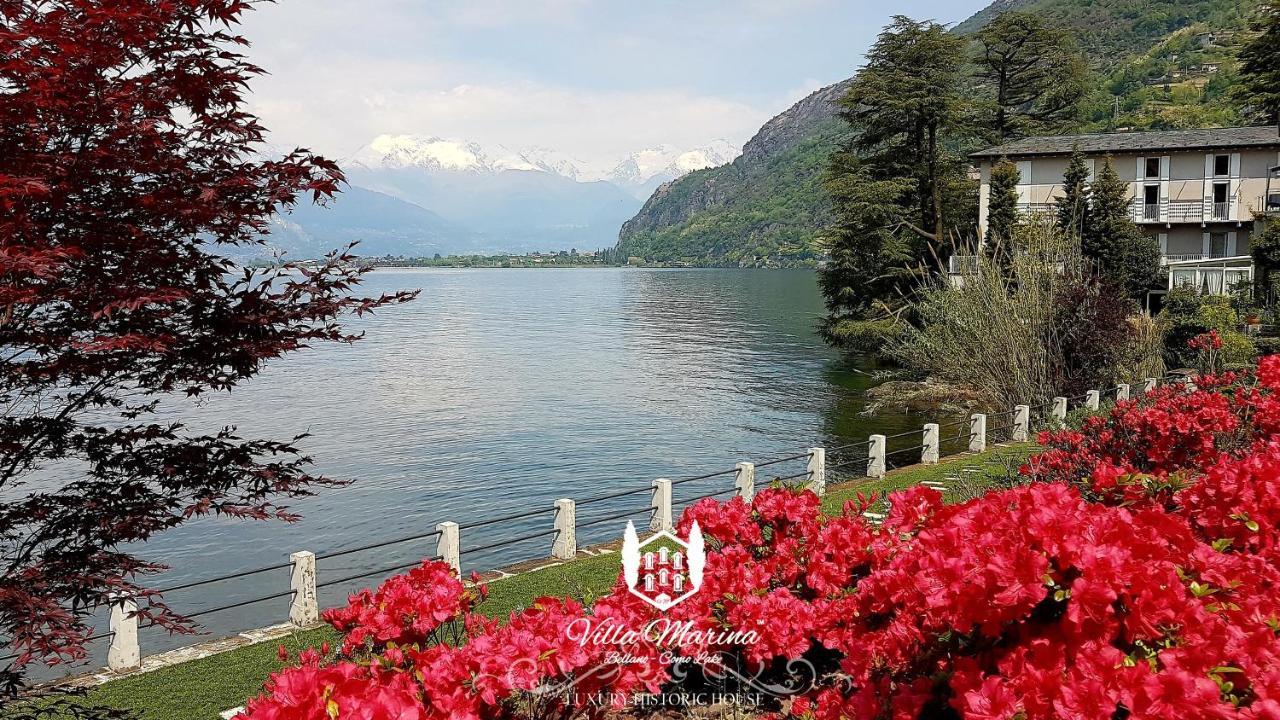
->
183, 589, 297, 621
459, 529, 557, 557
155, 560, 293, 594
670, 467, 737, 486
458, 506, 553, 531
754, 450, 813, 469
316, 530, 442, 562
577, 506, 651, 530
575, 484, 653, 506
316, 556, 445, 591
683, 487, 738, 504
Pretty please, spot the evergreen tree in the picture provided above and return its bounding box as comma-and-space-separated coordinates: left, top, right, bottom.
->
1236, 1, 1280, 124
819, 16, 976, 352
1081, 160, 1162, 298
987, 159, 1021, 263
1253, 219, 1280, 306
974, 12, 1088, 141
1057, 150, 1091, 238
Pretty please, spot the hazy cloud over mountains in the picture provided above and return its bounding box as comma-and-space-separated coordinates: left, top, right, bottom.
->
238, 0, 984, 166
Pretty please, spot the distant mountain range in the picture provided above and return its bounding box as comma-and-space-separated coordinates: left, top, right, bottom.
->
256, 135, 740, 259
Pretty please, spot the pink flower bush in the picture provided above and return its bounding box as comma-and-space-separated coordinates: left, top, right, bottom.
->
241, 357, 1280, 719
322, 560, 472, 655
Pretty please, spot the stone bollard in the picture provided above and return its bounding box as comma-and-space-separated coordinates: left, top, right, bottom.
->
288, 551, 318, 627
651, 478, 673, 533
552, 499, 576, 560
734, 462, 755, 501
107, 594, 140, 673
435, 521, 460, 576
1012, 405, 1030, 442
1144, 377, 1158, 394
922, 423, 939, 465
1052, 396, 1068, 425
867, 435, 886, 479
1116, 383, 1130, 402
969, 413, 987, 453
807, 447, 826, 496
1085, 390, 1100, 411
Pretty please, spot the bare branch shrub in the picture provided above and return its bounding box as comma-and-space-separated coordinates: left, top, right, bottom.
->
894, 222, 1153, 410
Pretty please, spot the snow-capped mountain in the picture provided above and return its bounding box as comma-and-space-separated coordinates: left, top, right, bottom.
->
231, 134, 746, 260
604, 140, 740, 197
348, 135, 602, 179
347, 134, 739, 192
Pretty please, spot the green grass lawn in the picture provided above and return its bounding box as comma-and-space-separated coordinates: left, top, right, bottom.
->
27, 443, 1041, 720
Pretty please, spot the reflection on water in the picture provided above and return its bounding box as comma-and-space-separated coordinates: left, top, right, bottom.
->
42, 268, 925, 673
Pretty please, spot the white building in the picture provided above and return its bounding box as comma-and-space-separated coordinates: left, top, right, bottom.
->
970, 126, 1280, 298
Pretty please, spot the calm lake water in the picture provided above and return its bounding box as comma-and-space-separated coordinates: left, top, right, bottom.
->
59, 268, 930, 670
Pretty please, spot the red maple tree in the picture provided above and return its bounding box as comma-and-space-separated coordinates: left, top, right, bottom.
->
0, 0, 414, 702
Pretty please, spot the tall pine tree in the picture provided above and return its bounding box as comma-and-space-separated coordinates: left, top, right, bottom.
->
987, 159, 1021, 263
974, 12, 1088, 141
1081, 160, 1162, 299
1235, 1, 1280, 124
1057, 150, 1091, 238
819, 16, 976, 351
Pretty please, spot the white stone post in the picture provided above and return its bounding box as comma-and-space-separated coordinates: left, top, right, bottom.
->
1116, 383, 1130, 402
1012, 405, 1030, 442
969, 413, 987, 453
435, 521, 460, 576
734, 462, 755, 501
1085, 390, 1100, 411
922, 423, 939, 465
288, 551, 318, 628
867, 434, 886, 479
806, 447, 826, 496
107, 595, 140, 673
552, 499, 576, 560
650, 478, 673, 533
1144, 377, 1158, 394
1052, 396, 1068, 424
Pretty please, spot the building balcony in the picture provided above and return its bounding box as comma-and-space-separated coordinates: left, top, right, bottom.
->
949, 254, 979, 275
1016, 202, 1058, 218
1129, 199, 1241, 224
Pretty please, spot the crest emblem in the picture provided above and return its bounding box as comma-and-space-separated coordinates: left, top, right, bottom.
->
621, 521, 704, 610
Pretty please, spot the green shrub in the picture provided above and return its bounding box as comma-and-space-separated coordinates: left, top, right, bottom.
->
1158, 288, 1256, 368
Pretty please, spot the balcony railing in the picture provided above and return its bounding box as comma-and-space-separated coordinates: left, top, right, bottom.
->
1127, 199, 1237, 223
949, 255, 979, 275
1016, 202, 1057, 217
1161, 253, 1209, 265
1167, 201, 1202, 222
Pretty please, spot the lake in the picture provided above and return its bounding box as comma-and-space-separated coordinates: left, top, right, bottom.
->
63, 268, 929, 669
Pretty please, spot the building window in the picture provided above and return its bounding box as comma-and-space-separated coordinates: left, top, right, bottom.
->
1214, 154, 1230, 177
1210, 232, 1229, 258
1145, 157, 1161, 178
1212, 182, 1230, 218
1172, 269, 1197, 287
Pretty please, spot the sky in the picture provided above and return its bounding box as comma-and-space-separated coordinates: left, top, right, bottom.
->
240, 0, 991, 166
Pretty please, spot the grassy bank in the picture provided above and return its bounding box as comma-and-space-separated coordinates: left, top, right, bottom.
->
29, 444, 1039, 720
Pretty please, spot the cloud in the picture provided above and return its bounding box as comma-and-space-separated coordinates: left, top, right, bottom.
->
235, 0, 988, 165
247, 63, 771, 163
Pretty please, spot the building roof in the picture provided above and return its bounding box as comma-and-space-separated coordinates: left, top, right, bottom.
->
970, 126, 1280, 159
